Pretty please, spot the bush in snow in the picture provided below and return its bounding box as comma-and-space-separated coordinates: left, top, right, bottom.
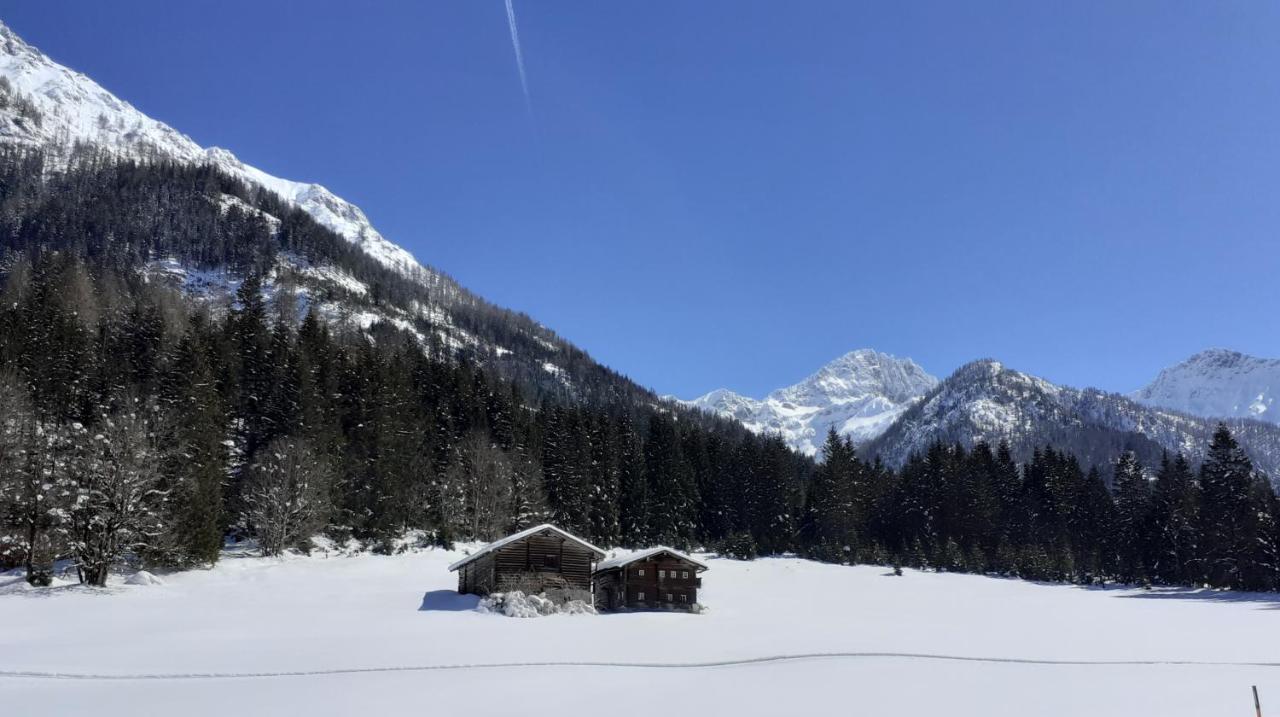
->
67, 405, 168, 587
715, 532, 757, 560
477, 590, 595, 618
241, 438, 331, 557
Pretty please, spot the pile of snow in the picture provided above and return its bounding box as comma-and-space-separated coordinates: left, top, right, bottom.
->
477, 590, 595, 618
124, 571, 164, 587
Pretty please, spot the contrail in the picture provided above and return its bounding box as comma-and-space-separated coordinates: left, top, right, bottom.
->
504, 0, 533, 117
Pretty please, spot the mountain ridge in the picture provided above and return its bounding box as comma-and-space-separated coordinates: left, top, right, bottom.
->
864, 357, 1280, 478
679, 349, 938, 455
0, 22, 422, 276
1132, 347, 1280, 424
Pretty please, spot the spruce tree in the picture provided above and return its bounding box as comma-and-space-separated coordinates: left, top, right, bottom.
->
1112, 451, 1152, 584
1199, 425, 1256, 589
158, 321, 229, 566
616, 413, 648, 546
643, 414, 696, 546
801, 428, 858, 561
1071, 465, 1114, 582
1150, 453, 1199, 585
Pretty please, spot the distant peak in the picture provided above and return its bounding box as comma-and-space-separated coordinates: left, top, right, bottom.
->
832, 347, 884, 361
953, 358, 1005, 376
1132, 348, 1280, 424
1184, 347, 1256, 365
823, 348, 910, 367
692, 387, 753, 403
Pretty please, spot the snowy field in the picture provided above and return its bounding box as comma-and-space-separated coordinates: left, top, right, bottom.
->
3, 548, 1278, 717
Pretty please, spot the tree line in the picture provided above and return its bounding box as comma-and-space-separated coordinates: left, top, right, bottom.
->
802, 426, 1280, 591
0, 250, 804, 584
2, 249, 1277, 592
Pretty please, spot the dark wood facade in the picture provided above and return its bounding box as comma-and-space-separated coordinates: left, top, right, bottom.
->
451, 525, 605, 603
592, 549, 707, 612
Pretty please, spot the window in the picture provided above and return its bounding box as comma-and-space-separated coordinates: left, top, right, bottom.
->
658, 570, 666, 578
637, 592, 645, 601
680, 594, 688, 603
637, 568, 644, 576
542, 554, 559, 570
681, 571, 688, 579
665, 593, 673, 602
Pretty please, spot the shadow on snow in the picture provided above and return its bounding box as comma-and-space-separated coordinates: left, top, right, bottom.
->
419, 589, 480, 612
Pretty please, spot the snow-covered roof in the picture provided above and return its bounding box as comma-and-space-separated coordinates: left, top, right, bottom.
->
447, 524, 606, 572
595, 547, 709, 573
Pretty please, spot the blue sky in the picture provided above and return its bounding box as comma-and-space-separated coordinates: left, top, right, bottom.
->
6, 2, 1280, 398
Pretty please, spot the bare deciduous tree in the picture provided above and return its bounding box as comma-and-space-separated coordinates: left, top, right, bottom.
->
242, 437, 331, 556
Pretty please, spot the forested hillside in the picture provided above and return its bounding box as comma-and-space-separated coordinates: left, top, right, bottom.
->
0, 149, 808, 585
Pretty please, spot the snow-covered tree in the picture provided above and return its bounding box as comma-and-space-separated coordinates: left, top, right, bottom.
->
508, 452, 546, 534
0, 377, 85, 585
0, 377, 36, 572
1199, 425, 1257, 589
67, 403, 166, 586
1111, 450, 1152, 584
155, 322, 230, 567
241, 437, 331, 556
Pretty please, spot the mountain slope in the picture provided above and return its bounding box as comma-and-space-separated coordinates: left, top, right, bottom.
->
0, 20, 675, 410
0, 23, 418, 275
680, 349, 938, 455
1132, 348, 1280, 423
864, 359, 1280, 478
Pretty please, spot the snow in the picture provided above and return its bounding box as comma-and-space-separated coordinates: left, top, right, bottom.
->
124, 570, 164, 586
680, 349, 938, 455
448, 524, 605, 572
0, 21, 425, 278
349, 311, 426, 343
596, 546, 709, 572
2, 549, 1278, 716
477, 590, 595, 618
867, 357, 1280, 477
215, 193, 281, 233
290, 262, 370, 297
143, 258, 241, 302
1133, 348, 1280, 424
541, 361, 571, 387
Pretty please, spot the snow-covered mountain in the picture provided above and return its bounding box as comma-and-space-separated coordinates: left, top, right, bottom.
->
0, 22, 419, 275
864, 359, 1280, 478
1131, 348, 1280, 424
680, 349, 938, 456
0, 20, 668, 409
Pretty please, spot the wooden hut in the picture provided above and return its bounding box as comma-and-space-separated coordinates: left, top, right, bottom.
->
448, 524, 606, 603
592, 547, 708, 612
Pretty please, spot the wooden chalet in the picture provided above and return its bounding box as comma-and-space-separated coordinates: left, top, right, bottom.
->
448, 524, 606, 603
592, 547, 708, 612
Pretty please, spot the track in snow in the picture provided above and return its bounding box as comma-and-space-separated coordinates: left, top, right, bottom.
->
3, 652, 1278, 682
